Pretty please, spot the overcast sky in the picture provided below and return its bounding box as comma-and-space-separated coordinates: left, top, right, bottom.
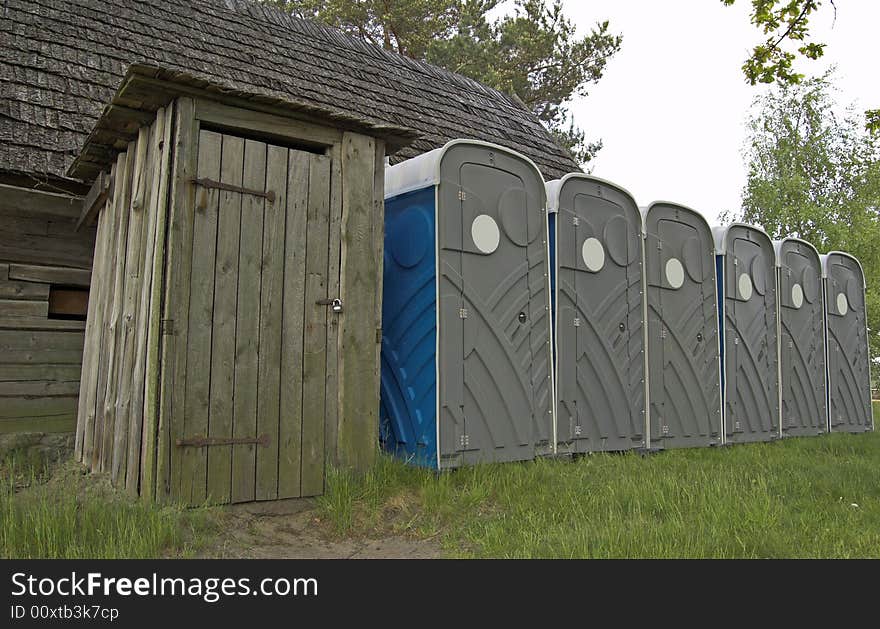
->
558, 0, 880, 225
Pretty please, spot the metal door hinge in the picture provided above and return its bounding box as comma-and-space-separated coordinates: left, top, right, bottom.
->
662, 425, 669, 435
459, 308, 469, 319
458, 189, 467, 201
660, 328, 667, 339
459, 434, 470, 448
176, 434, 270, 448
572, 216, 579, 226
574, 425, 582, 437
160, 319, 175, 335
573, 317, 581, 327
191, 178, 276, 203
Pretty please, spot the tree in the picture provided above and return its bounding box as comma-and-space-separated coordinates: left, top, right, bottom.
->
269, 0, 621, 165
732, 73, 880, 369
722, 1, 879, 132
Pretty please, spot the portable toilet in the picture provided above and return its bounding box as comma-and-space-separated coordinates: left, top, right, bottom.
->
379, 140, 555, 469
714, 224, 780, 443
775, 238, 827, 437
546, 174, 647, 453
643, 202, 722, 449
822, 252, 873, 433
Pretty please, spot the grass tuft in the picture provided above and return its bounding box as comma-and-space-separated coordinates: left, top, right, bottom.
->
1, 454, 217, 559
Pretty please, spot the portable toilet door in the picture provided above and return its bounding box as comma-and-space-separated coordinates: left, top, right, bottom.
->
714, 224, 780, 443
546, 174, 647, 453
380, 140, 555, 469
822, 251, 873, 433
775, 238, 828, 437
643, 202, 722, 449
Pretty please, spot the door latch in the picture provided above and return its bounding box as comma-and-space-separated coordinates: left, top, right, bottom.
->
316, 297, 344, 313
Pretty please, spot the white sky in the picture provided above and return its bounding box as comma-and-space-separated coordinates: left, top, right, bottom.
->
558, 0, 880, 225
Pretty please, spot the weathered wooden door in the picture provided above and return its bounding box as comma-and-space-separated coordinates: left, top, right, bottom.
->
166, 129, 333, 505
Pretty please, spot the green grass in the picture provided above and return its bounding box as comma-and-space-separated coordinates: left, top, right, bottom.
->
317, 432, 880, 558
1, 455, 217, 559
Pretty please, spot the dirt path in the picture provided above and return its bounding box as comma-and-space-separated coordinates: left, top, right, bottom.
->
200, 499, 442, 559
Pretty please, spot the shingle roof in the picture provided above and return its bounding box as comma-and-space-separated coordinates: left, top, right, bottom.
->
0, 0, 580, 186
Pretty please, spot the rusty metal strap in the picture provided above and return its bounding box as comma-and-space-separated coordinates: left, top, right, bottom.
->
190, 178, 275, 203
176, 434, 270, 448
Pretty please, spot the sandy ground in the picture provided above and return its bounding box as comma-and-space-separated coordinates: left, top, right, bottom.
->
200, 499, 442, 559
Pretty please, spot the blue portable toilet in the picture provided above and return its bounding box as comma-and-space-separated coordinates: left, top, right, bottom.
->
379, 140, 555, 469
821, 251, 873, 433
546, 174, 648, 454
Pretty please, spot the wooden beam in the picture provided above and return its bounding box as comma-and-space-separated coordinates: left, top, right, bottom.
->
0, 415, 77, 434
8, 264, 91, 287
76, 170, 111, 231
0, 280, 50, 300
0, 317, 86, 332
194, 99, 342, 150
336, 132, 380, 474
0, 299, 48, 318
0, 184, 82, 220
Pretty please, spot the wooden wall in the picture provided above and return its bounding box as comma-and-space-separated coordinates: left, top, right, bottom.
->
76, 105, 173, 492
0, 185, 95, 434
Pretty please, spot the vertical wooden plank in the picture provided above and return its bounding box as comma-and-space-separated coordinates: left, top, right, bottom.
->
91, 150, 130, 471
84, 160, 118, 468
323, 143, 343, 469
75, 184, 111, 461
277, 151, 309, 500
126, 107, 169, 494
157, 97, 197, 503
371, 140, 385, 461
99, 133, 139, 474
86, 159, 122, 466
254, 144, 287, 501
0, 264, 7, 281
231, 139, 266, 504
205, 134, 244, 505
178, 129, 222, 505
337, 132, 379, 474
301, 153, 331, 496
113, 120, 158, 486
141, 105, 176, 501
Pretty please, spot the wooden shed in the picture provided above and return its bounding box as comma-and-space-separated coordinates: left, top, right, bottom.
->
70, 66, 421, 504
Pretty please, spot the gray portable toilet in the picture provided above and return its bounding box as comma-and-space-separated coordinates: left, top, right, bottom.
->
714, 224, 780, 443
380, 140, 555, 469
775, 238, 828, 437
821, 251, 873, 433
546, 174, 647, 453
643, 202, 723, 449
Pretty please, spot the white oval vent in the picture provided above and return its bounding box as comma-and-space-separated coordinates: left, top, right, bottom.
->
738, 273, 753, 301
582, 237, 605, 273
791, 283, 803, 309
471, 214, 500, 254
665, 258, 684, 289
837, 292, 849, 316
